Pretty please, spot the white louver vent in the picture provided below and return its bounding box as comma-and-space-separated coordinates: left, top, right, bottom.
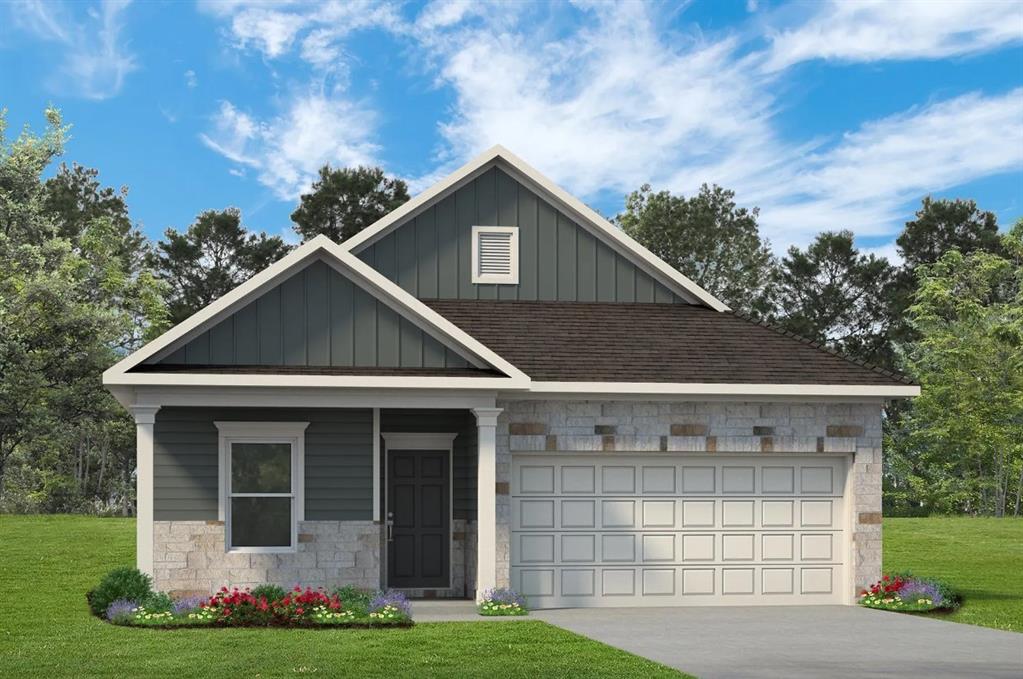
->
472, 226, 519, 284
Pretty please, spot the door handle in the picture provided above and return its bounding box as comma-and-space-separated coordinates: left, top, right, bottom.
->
387, 520, 394, 542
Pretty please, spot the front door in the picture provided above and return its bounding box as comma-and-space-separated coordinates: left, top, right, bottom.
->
387, 449, 450, 588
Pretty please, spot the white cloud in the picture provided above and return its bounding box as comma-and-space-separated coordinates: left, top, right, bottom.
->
8, 0, 137, 99
196, 0, 1023, 253
751, 89, 1023, 244
763, 0, 1023, 71
184, 69, 198, 88
200, 92, 380, 200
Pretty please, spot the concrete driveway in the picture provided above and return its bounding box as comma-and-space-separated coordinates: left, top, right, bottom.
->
534, 606, 1022, 679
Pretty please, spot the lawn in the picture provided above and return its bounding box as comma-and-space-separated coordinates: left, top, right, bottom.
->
0, 515, 686, 679
884, 517, 1023, 632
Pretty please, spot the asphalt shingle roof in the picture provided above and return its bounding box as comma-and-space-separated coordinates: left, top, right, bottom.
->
424, 299, 913, 386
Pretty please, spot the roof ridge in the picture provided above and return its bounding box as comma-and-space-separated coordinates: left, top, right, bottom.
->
726, 310, 916, 386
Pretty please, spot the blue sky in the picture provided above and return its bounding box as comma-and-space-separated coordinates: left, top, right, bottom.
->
2, 0, 1021, 260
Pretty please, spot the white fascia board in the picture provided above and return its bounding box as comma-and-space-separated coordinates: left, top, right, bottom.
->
129, 386, 499, 411
108, 372, 523, 390
341, 145, 730, 312
524, 382, 920, 398
103, 234, 531, 388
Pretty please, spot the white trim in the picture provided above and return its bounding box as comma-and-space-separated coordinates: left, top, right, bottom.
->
471, 226, 519, 284
372, 408, 381, 523
215, 421, 309, 553
382, 432, 457, 590
524, 382, 920, 398
131, 406, 160, 576
102, 236, 530, 389
340, 145, 729, 311
472, 406, 502, 601
121, 386, 499, 410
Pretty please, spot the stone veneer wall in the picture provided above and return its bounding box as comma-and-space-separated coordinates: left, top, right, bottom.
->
153, 520, 380, 595
493, 400, 884, 599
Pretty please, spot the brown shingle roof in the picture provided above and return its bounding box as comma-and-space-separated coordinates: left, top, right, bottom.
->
424, 299, 913, 386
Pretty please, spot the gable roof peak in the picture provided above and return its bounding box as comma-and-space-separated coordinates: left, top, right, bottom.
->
342, 145, 730, 312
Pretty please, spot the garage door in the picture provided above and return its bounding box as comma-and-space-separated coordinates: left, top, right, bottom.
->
510, 455, 849, 608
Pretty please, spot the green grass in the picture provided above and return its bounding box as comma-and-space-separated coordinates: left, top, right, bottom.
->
884, 517, 1023, 632
0, 515, 687, 678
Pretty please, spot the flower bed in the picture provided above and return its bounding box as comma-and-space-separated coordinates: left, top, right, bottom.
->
477, 588, 528, 616
858, 573, 959, 613
92, 568, 413, 629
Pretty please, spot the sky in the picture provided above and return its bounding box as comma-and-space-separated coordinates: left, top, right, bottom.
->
1, 0, 1022, 261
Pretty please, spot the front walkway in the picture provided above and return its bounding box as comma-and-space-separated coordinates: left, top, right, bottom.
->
411, 600, 528, 622
533, 606, 1023, 679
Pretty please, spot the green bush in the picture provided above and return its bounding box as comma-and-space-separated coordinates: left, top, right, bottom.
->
333, 585, 374, 614
250, 584, 287, 602
143, 591, 174, 613
87, 567, 154, 617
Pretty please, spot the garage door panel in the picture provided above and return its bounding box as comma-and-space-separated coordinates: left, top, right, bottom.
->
642, 466, 676, 493
512, 454, 848, 608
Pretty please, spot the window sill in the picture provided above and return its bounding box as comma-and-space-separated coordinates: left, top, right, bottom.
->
226, 546, 298, 554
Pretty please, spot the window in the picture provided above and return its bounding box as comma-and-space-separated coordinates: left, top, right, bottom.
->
472, 226, 519, 284
215, 422, 308, 552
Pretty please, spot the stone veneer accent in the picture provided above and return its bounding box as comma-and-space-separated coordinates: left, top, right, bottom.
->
153, 520, 380, 595
494, 400, 884, 600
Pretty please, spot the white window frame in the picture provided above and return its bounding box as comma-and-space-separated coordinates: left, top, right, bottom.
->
471, 225, 519, 284
215, 421, 308, 554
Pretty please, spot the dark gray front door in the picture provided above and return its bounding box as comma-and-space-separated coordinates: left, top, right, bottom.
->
387, 450, 450, 588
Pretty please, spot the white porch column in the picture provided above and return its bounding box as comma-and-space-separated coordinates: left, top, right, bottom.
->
131, 406, 160, 576
472, 407, 502, 601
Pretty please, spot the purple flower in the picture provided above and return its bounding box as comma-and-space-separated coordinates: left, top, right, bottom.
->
171, 595, 208, 615
481, 588, 527, 608
105, 599, 138, 621
897, 579, 944, 606
368, 589, 411, 617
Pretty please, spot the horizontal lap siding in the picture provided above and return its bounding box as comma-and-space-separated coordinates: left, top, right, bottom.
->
155, 261, 468, 369
380, 409, 478, 521
357, 167, 681, 304
153, 407, 373, 521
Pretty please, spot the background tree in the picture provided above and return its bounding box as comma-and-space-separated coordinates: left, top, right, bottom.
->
0, 109, 166, 513
615, 183, 776, 316
890, 223, 1022, 516
291, 165, 410, 243
150, 208, 290, 325
897, 196, 1004, 271
772, 230, 898, 368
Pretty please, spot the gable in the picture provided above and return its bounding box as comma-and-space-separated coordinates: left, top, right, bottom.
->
149, 259, 473, 370
356, 166, 684, 304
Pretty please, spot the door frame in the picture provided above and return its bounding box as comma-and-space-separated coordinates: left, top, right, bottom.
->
382, 432, 457, 590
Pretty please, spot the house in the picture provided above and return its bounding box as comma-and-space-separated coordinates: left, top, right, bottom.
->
103, 146, 918, 608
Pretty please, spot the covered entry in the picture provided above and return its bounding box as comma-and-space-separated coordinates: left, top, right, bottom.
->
510, 454, 850, 608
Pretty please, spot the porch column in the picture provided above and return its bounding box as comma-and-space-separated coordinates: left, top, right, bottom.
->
131, 406, 160, 576
472, 407, 502, 601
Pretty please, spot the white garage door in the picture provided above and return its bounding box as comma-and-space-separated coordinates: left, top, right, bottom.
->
510, 454, 849, 608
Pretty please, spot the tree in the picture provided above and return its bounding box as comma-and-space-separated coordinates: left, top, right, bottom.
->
892, 223, 1023, 516
897, 196, 1003, 271
291, 165, 410, 243
150, 208, 291, 325
772, 230, 898, 368
615, 184, 776, 316
0, 108, 166, 512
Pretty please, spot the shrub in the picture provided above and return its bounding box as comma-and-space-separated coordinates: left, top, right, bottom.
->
143, 591, 174, 613
250, 584, 287, 602
368, 590, 411, 619
88, 567, 154, 617
477, 588, 528, 616
334, 585, 374, 613
105, 599, 138, 623
859, 573, 959, 612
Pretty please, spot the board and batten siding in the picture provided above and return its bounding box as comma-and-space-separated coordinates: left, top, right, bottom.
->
154, 260, 469, 368
380, 409, 478, 521
357, 166, 682, 304
153, 407, 374, 521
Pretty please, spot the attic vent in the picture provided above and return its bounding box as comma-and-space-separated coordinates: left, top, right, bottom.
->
472, 226, 519, 284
